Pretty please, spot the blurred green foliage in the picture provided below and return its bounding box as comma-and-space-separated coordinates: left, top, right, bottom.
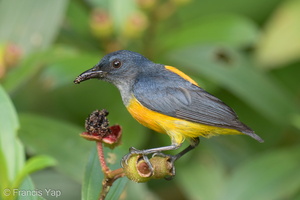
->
0, 0, 300, 199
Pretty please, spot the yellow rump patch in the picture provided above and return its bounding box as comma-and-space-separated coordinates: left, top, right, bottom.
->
165, 65, 199, 86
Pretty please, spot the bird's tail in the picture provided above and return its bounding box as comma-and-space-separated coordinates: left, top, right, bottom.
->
244, 130, 264, 143
238, 122, 264, 143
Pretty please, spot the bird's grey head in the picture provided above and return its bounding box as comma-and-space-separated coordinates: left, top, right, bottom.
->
74, 50, 153, 87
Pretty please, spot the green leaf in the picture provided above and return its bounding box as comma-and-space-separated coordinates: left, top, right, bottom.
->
0, 149, 9, 196
222, 145, 300, 200
0, 85, 24, 186
0, 0, 69, 55
167, 45, 296, 126
82, 147, 127, 200
161, 14, 259, 51
255, 0, 300, 68
18, 113, 92, 182
12, 155, 56, 190
0, 86, 19, 136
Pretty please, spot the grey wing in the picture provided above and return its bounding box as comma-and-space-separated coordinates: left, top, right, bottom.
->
133, 80, 263, 142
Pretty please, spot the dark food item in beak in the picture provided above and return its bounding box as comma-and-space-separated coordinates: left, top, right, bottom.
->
74, 70, 106, 84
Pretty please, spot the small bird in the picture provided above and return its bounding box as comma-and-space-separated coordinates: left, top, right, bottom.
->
74, 50, 263, 172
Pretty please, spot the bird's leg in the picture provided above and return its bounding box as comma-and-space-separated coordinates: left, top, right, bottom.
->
153, 137, 200, 179
121, 144, 181, 175
171, 137, 200, 162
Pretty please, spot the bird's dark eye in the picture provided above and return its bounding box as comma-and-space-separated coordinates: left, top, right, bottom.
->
112, 60, 122, 68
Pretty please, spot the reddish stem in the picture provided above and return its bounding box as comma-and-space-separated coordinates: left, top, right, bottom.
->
97, 142, 109, 172
97, 142, 125, 200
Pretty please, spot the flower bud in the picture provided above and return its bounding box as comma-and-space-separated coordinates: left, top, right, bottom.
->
122, 12, 149, 39
0, 43, 22, 78
90, 9, 113, 39
4, 44, 22, 68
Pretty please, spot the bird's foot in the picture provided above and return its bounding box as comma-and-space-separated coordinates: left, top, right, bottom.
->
121, 147, 154, 176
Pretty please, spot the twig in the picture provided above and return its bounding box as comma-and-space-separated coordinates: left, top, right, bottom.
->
97, 142, 125, 200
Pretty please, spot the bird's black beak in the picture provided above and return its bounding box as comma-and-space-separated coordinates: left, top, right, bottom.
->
74, 67, 107, 84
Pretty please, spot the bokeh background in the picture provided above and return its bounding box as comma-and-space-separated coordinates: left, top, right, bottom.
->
1, 0, 300, 199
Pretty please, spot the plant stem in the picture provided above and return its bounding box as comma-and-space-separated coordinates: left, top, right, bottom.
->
97, 142, 109, 172
96, 142, 125, 200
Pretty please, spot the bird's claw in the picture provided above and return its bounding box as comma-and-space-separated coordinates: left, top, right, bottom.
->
152, 152, 166, 158
121, 147, 154, 176
120, 152, 132, 167
121, 147, 142, 166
